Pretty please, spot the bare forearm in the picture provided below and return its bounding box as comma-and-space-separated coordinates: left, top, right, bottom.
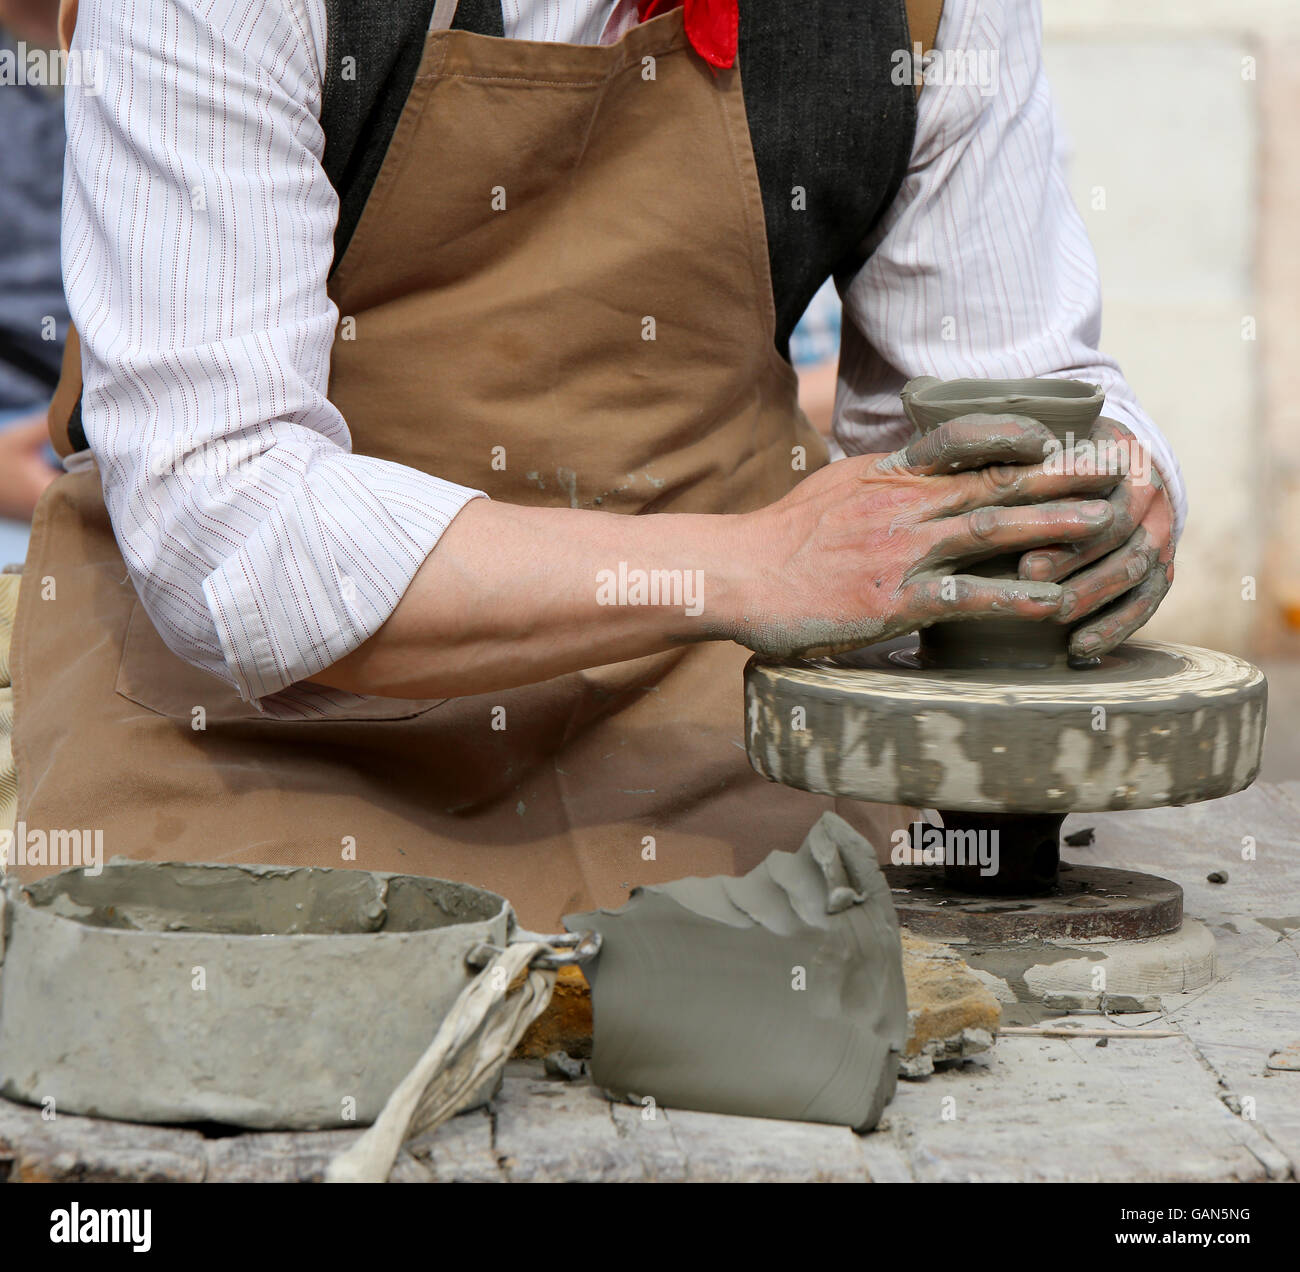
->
312, 499, 744, 699
314, 420, 1129, 702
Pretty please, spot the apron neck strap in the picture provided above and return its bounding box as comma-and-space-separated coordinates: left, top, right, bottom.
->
429, 0, 461, 32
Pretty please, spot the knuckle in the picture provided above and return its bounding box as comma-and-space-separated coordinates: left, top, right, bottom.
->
1125, 551, 1152, 584
1112, 501, 1139, 537
907, 432, 942, 465
909, 582, 942, 617
979, 464, 1021, 495
945, 576, 973, 605
968, 506, 1001, 541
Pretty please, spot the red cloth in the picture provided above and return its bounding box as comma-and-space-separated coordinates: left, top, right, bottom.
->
638, 0, 739, 69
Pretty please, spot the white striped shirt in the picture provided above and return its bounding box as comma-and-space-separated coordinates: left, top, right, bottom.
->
63, 0, 1186, 716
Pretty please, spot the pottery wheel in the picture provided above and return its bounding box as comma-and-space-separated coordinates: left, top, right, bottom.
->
745, 636, 1265, 815
746, 633, 1266, 897
747, 377, 1267, 910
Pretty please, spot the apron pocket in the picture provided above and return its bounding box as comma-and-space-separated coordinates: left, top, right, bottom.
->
114, 601, 443, 723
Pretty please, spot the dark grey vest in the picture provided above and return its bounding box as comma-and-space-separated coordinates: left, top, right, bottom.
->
320, 0, 917, 355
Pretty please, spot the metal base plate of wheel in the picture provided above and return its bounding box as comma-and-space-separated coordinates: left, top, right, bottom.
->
887, 861, 1182, 943
888, 861, 1217, 1005
745, 637, 1266, 814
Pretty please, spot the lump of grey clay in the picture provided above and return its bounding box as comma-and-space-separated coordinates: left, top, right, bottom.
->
1207, 870, 1228, 885
564, 812, 906, 1131
543, 1050, 586, 1082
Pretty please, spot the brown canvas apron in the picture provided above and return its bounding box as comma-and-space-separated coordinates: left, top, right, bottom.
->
12, 4, 910, 928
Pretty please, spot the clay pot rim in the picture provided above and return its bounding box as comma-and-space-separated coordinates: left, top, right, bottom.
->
8, 860, 513, 941
904, 376, 1104, 409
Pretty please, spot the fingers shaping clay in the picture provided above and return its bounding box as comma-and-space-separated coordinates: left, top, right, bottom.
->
904, 375, 1109, 672
564, 812, 906, 1130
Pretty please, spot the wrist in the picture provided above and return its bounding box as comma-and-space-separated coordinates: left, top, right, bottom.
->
604, 509, 742, 645
662, 510, 757, 644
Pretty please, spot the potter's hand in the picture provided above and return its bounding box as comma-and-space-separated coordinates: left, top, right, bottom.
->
1017, 417, 1175, 659
0, 412, 59, 522
728, 414, 1118, 659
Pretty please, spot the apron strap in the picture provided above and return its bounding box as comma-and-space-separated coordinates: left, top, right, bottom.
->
49, 0, 478, 459
47, 325, 85, 458
905, 0, 945, 97
50, 0, 86, 458
429, 0, 461, 32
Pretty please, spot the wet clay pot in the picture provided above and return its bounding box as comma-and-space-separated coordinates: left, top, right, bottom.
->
900, 375, 1106, 671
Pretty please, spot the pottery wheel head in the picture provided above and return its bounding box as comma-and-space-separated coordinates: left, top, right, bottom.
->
744, 637, 1267, 815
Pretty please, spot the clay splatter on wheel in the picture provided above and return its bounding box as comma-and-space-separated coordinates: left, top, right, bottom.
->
745, 637, 1266, 815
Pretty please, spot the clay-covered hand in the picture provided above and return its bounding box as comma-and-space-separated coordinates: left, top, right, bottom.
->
1017, 417, 1175, 659
728, 414, 1118, 658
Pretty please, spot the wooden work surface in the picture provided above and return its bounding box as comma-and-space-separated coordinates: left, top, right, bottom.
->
3, 782, 1299, 1183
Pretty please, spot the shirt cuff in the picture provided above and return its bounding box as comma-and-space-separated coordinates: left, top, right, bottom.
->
1095, 398, 1188, 545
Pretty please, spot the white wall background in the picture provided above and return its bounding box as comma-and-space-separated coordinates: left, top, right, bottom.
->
1041, 0, 1299, 656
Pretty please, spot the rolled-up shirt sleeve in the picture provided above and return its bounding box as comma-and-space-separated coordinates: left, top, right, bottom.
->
62, 0, 484, 714
834, 0, 1187, 541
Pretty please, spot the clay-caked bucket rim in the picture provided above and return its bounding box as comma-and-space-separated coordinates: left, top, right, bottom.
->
0, 861, 514, 1130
